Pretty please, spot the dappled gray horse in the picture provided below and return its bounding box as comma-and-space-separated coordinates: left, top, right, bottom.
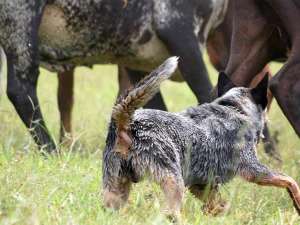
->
0, 0, 227, 152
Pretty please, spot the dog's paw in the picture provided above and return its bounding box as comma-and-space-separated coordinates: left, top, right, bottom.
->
202, 200, 230, 216
163, 208, 181, 224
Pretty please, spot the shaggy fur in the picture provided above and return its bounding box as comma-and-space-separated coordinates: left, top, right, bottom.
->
102, 57, 300, 217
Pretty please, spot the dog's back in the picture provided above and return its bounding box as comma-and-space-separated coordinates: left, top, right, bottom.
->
104, 60, 266, 187
181, 99, 262, 187
106, 86, 264, 185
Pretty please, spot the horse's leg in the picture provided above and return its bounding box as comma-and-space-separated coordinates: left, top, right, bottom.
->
118, 66, 167, 110
3, 2, 55, 152
117, 66, 132, 96
263, 0, 300, 137
263, 0, 300, 43
225, 0, 273, 86
156, 14, 213, 104
270, 55, 300, 137
57, 69, 74, 144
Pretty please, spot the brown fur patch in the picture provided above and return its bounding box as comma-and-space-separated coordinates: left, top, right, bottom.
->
242, 172, 300, 214
114, 130, 132, 157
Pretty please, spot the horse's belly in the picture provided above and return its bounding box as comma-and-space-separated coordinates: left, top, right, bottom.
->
38, 4, 183, 80
39, 5, 75, 50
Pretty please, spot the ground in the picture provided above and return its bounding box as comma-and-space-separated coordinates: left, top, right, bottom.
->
0, 55, 300, 225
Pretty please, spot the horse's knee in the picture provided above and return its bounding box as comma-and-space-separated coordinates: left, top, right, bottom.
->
7, 80, 35, 106
6, 83, 19, 104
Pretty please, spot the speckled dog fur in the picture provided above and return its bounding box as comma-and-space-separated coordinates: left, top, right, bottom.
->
103, 57, 300, 217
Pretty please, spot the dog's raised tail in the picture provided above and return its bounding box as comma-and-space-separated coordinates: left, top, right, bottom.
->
111, 56, 179, 156
112, 56, 178, 127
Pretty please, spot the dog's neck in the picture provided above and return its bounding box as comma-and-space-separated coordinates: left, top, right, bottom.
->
214, 94, 265, 139
216, 98, 246, 115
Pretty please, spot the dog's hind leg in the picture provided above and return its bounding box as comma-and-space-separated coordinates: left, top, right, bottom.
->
103, 176, 132, 210
239, 163, 300, 214
189, 184, 229, 216
160, 175, 184, 220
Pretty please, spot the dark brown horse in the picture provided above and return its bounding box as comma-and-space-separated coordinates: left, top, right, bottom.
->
210, 0, 300, 139
207, 0, 300, 155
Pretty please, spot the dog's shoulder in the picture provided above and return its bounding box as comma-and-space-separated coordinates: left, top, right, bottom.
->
182, 102, 252, 137
182, 103, 240, 122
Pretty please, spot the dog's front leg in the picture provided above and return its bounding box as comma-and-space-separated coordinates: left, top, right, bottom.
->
189, 184, 229, 216
239, 163, 300, 214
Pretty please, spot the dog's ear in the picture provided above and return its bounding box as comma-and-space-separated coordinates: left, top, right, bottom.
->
251, 73, 269, 109
217, 72, 236, 97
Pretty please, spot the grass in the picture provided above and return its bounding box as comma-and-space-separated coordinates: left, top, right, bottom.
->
0, 55, 300, 225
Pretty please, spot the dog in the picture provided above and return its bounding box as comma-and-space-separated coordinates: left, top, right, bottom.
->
102, 57, 300, 218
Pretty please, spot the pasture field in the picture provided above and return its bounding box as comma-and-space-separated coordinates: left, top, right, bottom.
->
0, 56, 300, 225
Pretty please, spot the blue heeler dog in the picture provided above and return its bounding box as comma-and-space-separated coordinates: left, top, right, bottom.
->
102, 57, 300, 217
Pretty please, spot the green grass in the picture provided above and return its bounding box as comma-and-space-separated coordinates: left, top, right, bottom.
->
0, 56, 300, 225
